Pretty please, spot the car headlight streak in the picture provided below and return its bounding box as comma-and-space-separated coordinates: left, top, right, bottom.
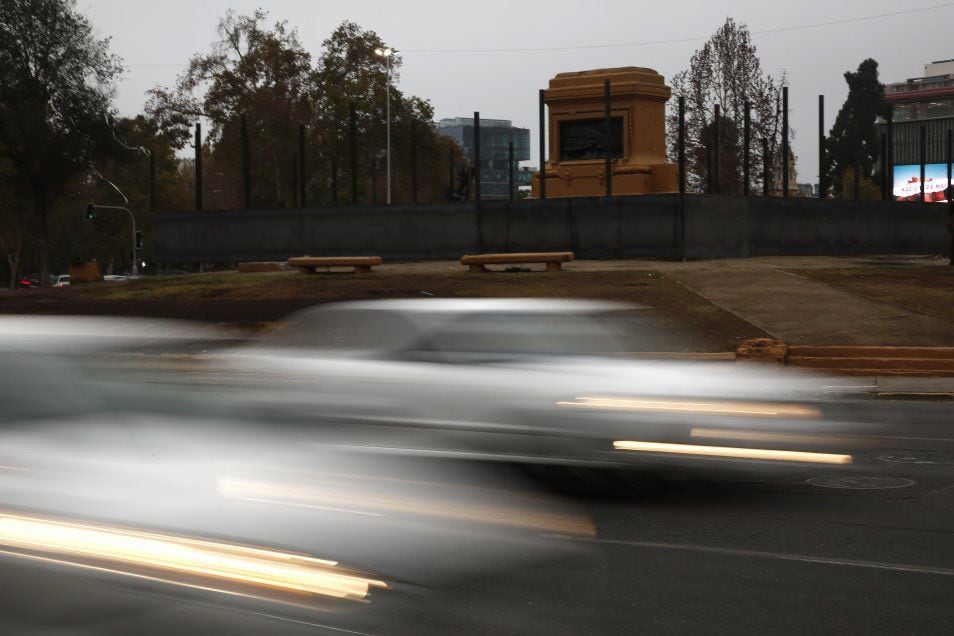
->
0, 510, 387, 602
612, 440, 852, 464
557, 396, 821, 419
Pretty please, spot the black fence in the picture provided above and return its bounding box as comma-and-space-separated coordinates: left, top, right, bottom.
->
158, 84, 954, 219
151, 194, 948, 265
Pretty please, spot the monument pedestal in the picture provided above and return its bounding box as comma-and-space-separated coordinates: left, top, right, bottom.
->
532, 67, 678, 198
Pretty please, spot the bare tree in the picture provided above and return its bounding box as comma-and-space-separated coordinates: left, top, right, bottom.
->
666, 18, 792, 194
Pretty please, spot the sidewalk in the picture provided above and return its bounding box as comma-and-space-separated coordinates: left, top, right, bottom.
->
656, 255, 954, 397
663, 258, 954, 347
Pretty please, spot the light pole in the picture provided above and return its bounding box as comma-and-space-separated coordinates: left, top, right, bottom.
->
87, 204, 139, 276
374, 46, 396, 205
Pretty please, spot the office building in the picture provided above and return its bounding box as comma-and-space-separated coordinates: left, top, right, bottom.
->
883, 59, 954, 165
436, 117, 531, 199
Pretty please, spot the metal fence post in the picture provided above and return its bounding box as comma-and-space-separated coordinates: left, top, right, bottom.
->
194, 123, 202, 211
678, 95, 686, 261
448, 146, 455, 196
678, 96, 686, 197
411, 120, 419, 203
854, 163, 861, 200
241, 114, 251, 208
508, 140, 515, 200
473, 112, 481, 203
881, 132, 888, 201
298, 123, 306, 207
149, 149, 156, 214
371, 157, 378, 205
944, 128, 954, 267
604, 78, 613, 197
350, 103, 358, 205
291, 151, 298, 206
782, 86, 789, 197
743, 102, 750, 197
538, 89, 547, 200
887, 105, 894, 201
920, 124, 927, 203
713, 104, 721, 195
818, 95, 826, 198
331, 158, 338, 206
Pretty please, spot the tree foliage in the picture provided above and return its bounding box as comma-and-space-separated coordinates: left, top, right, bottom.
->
0, 7, 473, 283
148, 13, 460, 208
666, 18, 792, 194
73, 116, 192, 271
826, 58, 886, 198
834, 166, 882, 201
0, 0, 123, 282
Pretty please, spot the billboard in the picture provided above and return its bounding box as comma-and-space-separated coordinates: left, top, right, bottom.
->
893, 164, 953, 202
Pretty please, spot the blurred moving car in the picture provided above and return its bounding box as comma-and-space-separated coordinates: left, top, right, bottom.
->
51, 274, 71, 288
213, 299, 878, 474
0, 335, 590, 633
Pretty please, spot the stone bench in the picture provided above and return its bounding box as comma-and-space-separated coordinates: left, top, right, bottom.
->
459, 252, 575, 272
288, 256, 383, 274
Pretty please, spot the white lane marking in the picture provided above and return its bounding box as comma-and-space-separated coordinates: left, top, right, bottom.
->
554, 536, 954, 577
923, 483, 954, 498
253, 612, 375, 635
875, 435, 954, 443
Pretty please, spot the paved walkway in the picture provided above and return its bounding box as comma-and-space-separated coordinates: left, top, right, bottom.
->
358, 254, 954, 347
667, 262, 954, 346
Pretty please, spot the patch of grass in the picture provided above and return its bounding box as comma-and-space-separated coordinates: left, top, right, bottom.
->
786, 266, 954, 323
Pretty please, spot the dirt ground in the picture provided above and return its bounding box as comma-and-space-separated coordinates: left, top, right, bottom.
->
0, 268, 768, 352
4, 255, 952, 352
788, 265, 954, 325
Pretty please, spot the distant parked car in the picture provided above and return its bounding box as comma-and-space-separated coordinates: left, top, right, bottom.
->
103, 275, 128, 282
51, 274, 70, 288
16, 275, 39, 289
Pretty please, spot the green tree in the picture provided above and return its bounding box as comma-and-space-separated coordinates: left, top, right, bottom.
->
826, 59, 886, 198
81, 116, 192, 272
313, 22, 456, 204
0, 0, 122, 284
148, 13, 462, 208
147, 9, 314, 208
667, 18, 792, 194
837, 165, 882, 201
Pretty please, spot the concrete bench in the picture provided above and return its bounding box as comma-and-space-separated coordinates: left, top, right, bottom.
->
459, 252, 575, 272
288, 256, 383, 274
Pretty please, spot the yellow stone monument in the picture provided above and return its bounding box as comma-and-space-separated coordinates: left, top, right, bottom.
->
532, 67, 678, 198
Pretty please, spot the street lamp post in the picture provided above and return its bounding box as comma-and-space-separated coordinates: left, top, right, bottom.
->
89, 204, 139, 276
374, 46, 396, 205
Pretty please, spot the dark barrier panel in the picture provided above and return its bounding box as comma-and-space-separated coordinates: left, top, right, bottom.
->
684, 195, 750, 260
151, 195, 949, 264
745, 197, 946, 256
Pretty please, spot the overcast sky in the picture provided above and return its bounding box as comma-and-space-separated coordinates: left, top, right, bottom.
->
82, 0, 954, 183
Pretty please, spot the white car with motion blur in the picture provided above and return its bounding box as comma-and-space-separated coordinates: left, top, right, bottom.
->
211, 299, 879, 476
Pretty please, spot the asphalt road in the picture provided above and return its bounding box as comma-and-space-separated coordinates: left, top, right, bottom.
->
1, 399, 951, 635
435, 399, 954, 634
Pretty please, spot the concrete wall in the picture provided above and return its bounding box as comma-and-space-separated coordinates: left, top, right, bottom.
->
150, 195, 949, 263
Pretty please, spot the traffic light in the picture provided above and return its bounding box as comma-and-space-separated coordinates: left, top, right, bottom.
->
85, 204, 94, 220
135, 231, 143, 249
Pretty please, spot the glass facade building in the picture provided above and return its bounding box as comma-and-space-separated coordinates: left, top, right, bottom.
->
883, 60, 954, 164
436, 117, 531, 199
